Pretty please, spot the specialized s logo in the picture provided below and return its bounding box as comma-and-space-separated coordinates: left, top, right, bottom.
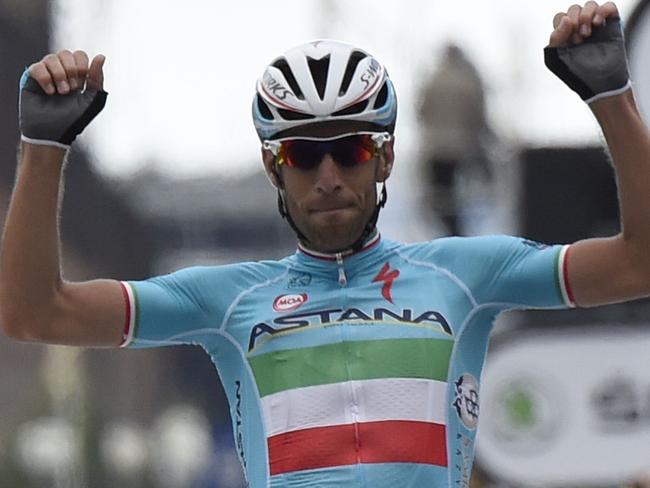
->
372, 262, 400, 304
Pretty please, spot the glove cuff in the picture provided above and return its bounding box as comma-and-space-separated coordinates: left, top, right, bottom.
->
584, 78, 632, 104
20, 135, 70, 150
19, 70, 108, 147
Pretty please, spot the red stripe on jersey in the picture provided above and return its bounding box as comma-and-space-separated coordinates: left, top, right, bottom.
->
268, 420, 447, 476
118, 281, 131, 347
563, 245, 576, 306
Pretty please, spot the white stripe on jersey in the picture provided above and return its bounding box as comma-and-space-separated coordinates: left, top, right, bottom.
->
261, 377, 447, 437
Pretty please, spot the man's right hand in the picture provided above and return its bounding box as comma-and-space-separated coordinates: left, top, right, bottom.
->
19, 50, 107, 149
1, 49, 127, 348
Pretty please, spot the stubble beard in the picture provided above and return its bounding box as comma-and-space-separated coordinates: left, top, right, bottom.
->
289, 201, 374, 253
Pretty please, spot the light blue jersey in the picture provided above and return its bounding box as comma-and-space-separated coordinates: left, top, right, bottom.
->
120, 234, 573, 487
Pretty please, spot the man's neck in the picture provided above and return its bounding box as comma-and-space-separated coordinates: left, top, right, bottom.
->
298, 230, 380, 259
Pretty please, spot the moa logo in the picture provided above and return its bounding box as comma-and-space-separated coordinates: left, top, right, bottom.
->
273, 293, 308, 312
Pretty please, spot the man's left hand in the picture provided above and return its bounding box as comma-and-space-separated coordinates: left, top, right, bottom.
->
545, 1, 631, 104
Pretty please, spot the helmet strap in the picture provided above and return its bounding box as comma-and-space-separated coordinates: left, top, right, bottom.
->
350, 182, 387, 252
273, 165, 312, 244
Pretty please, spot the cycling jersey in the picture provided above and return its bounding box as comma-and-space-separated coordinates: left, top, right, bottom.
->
120, 233, 573, 487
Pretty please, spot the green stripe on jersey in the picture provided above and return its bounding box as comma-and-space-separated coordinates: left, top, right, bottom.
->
553, 246, 563, 304
249, 338, 453, 397
130, 281, 141, 341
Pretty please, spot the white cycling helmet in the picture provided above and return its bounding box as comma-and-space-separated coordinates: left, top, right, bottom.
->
252, 39, 397, 141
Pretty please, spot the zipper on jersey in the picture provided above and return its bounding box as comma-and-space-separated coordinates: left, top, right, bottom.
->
335, 252, 347, 286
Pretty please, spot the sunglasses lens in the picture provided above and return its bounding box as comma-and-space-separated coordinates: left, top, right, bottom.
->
279, 135, 377, 169
282, 140, 323, 169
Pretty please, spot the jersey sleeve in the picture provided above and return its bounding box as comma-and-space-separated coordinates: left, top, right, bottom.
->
434, 235, 574, 309
119, 264, 252, 348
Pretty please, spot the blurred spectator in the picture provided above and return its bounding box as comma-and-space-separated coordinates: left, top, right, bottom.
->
417, 43, 495, 236
626, 472, 650, 488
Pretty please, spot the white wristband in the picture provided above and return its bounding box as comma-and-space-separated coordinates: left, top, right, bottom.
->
21, 135, 71, 150
585, 79, 633, 105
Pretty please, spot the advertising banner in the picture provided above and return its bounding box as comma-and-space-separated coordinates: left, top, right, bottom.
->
477, 326, 650, 486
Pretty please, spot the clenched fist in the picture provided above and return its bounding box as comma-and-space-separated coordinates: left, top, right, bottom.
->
544, 2, 631, 104
19, 50, 107, 149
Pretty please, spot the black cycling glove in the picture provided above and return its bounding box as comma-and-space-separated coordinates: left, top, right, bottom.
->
18, 68, 108, 149
544, 18, 631, 104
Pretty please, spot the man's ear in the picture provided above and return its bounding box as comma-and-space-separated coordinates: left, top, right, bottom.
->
376, 137, 395, 183
261, 147, 281, 188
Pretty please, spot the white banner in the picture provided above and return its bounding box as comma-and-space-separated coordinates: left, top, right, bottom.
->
476, 325, 650, 486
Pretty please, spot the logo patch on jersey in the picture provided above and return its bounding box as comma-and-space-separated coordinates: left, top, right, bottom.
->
273, 293, 308, 312
453, 373, 480, 431
287, 272, 312, 289
454, 433, 473, 488
520, 238, 549, 250
248, 307, 452, 351
372, 262, 400, 304
234, 380, 247, 468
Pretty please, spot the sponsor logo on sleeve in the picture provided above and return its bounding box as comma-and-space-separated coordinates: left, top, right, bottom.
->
234, 380, 246, 468
453, 373, 480, 431
454, 433, 473, 488
520, 238, 549, 250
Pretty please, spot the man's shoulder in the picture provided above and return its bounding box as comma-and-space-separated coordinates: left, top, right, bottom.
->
398, 234, 519, 254
157, 255, 295, 286
394, 235, 539, 270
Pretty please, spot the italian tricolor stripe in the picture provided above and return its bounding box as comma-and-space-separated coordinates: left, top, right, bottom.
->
249, 338, 453, 397
262, 377, 447, 436
268, 420, 447, 475
249, 338, 452, 475
119, 281, 136, 347
557, 245, 576, 307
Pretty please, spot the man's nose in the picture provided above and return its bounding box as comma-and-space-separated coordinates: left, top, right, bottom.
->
314, 154, 343, 194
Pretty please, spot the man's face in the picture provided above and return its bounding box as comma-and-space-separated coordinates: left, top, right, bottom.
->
262, 132, 394, 253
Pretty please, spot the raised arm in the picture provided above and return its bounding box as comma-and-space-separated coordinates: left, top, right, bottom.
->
545, 2, 650, 306
0, 51, 126, 347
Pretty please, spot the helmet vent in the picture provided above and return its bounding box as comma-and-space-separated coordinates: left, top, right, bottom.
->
273, 58, 304, 100
307, 55, 330, 101
332, 99, 369, 117
339, 50, 366, 96
373, 82, 389, 109
257, 96, 274, 120
277, 109, 315, 121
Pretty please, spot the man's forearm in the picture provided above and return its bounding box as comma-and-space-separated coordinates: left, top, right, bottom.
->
590, 90, 650, 246
0, 143, 67, 336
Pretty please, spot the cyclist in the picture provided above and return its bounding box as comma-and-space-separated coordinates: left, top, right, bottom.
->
2, 2, 649, 487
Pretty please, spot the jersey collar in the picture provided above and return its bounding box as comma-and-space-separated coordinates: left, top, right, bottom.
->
297, 230, 381, 261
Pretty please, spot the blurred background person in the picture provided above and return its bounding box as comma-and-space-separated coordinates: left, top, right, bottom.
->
417, 43, 496, 236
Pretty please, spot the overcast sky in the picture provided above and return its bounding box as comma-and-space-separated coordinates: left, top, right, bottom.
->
52, 0, 640, 178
